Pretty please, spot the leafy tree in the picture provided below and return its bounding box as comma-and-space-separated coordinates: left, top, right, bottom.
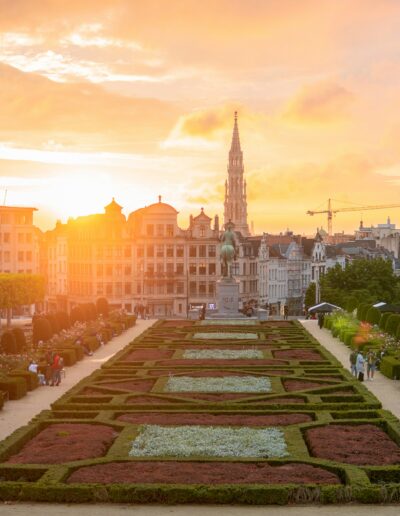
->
96, 297, 109, 316
304, 283, 316, 310
379, 312, 392, 330
55, 311, 70, 330
11, 327, 26, 353
345, 296, 359, 313
0, 274, 45, 327
32, 317, 53, 346
385, 314, 400, 336
365, 306, 381, 325
357, 303, 370, 321
0, 331, 17, 354
70, 306, 85, 324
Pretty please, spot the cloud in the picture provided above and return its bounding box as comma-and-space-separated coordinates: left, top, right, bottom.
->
283, 81, 354, 124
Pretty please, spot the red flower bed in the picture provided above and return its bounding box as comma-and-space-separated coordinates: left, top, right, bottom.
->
99, 379, 155, 392
7, 424, 117, 464
283, 380, 329, 392
124, 349, 174, 361
157, 359, 288, 366
306, 424, 400, 465
273, 349, 322, 361
67, 461, 340, 485
117, 412, 312, 426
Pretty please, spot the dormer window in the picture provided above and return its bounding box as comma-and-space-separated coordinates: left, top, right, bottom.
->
200, 225, 205, 237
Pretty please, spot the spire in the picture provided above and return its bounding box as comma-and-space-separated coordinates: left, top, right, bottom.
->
230, 111, 241, 153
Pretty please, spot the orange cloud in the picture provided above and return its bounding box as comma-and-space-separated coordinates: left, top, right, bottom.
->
283, 81, 354, 124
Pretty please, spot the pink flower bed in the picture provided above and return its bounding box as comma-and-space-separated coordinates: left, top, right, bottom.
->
7, 424, 117, 464
67, 461, 340, 485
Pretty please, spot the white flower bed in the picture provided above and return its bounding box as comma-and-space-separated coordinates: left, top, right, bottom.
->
193, 332, 258, 340
199, 319, 256, 326
182, 349, 263, 360
129, 425, 288, 458
165, 375, 271, 393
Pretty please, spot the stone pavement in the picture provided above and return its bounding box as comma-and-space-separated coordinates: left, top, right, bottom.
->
0, 319, 155, 440
301, 320, 400, 419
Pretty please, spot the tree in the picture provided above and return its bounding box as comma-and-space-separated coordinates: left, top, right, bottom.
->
0, 274, 45, 327
0, 331, 17, 354
365, 306, 381, 326
304, 283, 316, 310
70, 306, 85, 325
96, 297, 109, 316
385, 314, 400, 336
11, 327, 26, 353
32, 317, 53, 345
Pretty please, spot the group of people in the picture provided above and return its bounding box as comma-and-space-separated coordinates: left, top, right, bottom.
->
28, 350, 64, 387
133, 304, 150, 319
350, 348, 378, 381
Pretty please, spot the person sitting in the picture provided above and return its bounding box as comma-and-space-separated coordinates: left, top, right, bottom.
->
74, 336, 93, 356
28, 360, 46, 386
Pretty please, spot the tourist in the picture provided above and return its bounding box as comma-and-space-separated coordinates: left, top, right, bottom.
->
366, 349, 377, 381
317, 313, 325, 329
28, 360, 46, 386
50, 352, 63, 386
356, 350, 365, 381
349, 349, 357, 376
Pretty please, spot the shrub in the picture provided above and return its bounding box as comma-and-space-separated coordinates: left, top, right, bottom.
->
56, 311, 70, 330
0, 376, 27, 399
357, 303, 369, 321
45, 314, 59, 335
11, 328, 26, 353
379, 312, 392, 330
380, 356, 400, 379
9, 370, 38, 391
32, 317, 53, 345
365, 307, 381, 326
0, 331, 17, 354
70, 306, 85, 324
346, 296, 359, 313
96, 297, 109, 316
385, 314, 400, 336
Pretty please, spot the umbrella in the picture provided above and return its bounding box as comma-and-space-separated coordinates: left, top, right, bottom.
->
308, 302, 341, 314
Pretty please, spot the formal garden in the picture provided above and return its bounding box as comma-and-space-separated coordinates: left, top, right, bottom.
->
0, 319, 399, 504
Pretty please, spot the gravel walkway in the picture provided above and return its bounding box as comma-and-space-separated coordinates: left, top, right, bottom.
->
301, 319, 400, 419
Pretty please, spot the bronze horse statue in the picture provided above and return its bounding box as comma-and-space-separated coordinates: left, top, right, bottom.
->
220, 221, 237, 278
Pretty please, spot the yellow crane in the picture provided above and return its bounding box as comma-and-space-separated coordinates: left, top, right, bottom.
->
307, 198, 400, 236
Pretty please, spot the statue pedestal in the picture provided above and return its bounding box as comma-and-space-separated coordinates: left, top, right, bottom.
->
216, 277, 240, 316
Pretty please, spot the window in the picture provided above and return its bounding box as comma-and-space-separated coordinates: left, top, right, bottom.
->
125, 265, 132, 275
156, 224, 164, 237
147, 224, 154, 236
231, 262, 239, 276
208, 245, 216, 257
115, 264, 122, 276
0, 214, 10, 224
3, 233, 10, 243
147, 263, 154, 275
189, 245, 197, 257
156, 245, 164, 258
18, 233, 24, 243
166, 263, 174, 274
26, 251, 32, 261
176, 245, 184, 257
176, 263, 184, 274
199, 245, 206, 257
115, 283, 122, 296
137, 246, 144, 258
18, 251, 24, 262
167, 281, 174, 294
209, 282, 215, 295
156, 263, 164, 273
26, 233, 32, 243
125, 283, 131, 295
147, 245, 154, 257
199, 263, 206, 275
166, 245, 174, 258
124, 246, 131, 258
106, 283, 113, 295
177, 282, 184, 294
105, 246, 112, 258
115, 246, 122, 258
106, 265, 113, 276
209, 263, 216, 275
189, 263, 196, 274
199, 282, 207, 295
166, 224, 174, 237
156, 282, 164, 294
136, 283, 141, 294
200, 225, 205, 237
189, 281, 197, 295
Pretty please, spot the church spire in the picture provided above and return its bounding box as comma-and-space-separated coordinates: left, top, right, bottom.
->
224, 111, 249, 236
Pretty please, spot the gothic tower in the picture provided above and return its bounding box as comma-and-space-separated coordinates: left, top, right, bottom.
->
224, 111, 249, 236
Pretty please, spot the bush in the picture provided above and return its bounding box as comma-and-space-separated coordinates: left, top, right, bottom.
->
45, 314, 59, 335
357, 303, 369, 321
380, 356, 400, 379
9, 370, 39, 391
32, 317, 53, 345
346, 296, 359, 313
365, 307, 381, 326
70, 306, 85, 324
0, 376, 27, 399
385, 314, 400, 336
55, 311, 70, 330
11, 328, 26, 353
96, 297, 109, 316
0, 331, 17, 354
379, 312, 392, 330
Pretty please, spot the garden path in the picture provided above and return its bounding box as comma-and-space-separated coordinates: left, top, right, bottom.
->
301, 320, 400, 419
0, 319, 154, 440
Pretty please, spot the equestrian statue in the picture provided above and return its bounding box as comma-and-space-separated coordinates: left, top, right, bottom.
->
220, 220, 238, 278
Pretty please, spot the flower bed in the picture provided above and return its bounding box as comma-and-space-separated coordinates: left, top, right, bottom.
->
305, 424, 400, 465
156, 359, 287, 366
182, 349, 264, 359
67, 460, 341, 485
7, 423, 117, 464
193, 332, 258, 340
283, 380, 332, 392
129, 425, 288, 458
123, 349, 174, 361
273, 350, 323, 361
97, 380, 155, 392
164, 376, 272, 393
117, 413, 312, 426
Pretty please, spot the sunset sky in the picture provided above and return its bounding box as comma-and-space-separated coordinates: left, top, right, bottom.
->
2, 0, 400, 234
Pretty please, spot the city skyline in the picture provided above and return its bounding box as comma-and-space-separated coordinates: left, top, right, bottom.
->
2, 1, 400, 233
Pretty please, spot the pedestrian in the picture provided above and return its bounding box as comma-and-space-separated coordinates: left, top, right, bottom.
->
283, 305, 289, 320
349, 349, 357, 376
366, 349, 377, 381
356, 350, 365, 381
317, 313, 325, 329
50, 352, 63, 386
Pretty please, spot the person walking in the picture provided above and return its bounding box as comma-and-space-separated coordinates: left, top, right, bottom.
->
356, 350, 365, 381
349, 349, 357, 376
50, 352, 63, 386
366, 349, 377, 381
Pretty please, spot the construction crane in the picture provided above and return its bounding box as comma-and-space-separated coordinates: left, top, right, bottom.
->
307, 198, 400, 236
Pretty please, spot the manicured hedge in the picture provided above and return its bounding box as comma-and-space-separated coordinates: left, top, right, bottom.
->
380, 356, 400, 380
365, 307, 381, 326
357, 303, 370, 322
8, 370, 39, 391
379, 312, 392, 330
0, 376, 27, 400
385, 314, 400, 336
